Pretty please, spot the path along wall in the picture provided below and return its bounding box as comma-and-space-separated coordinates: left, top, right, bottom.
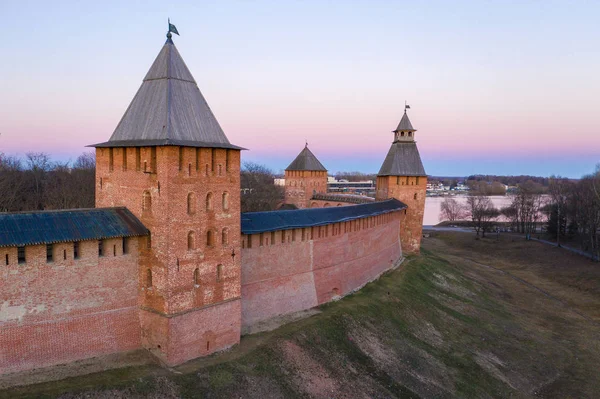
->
240, 210, 403, 329
0, 238, 142, 374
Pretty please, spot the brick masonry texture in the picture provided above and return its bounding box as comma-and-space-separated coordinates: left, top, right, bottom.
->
309, 199, 353, 208
96, 146, 242, 365
0, 238, 141, 373
240, 212, 402, 328
284, 170, 328, 209
1, 143, 423, 374
376, 175, 427, 254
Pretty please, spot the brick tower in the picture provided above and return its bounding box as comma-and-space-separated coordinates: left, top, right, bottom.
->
92, 31, 243, 365
376, 108, 427, 254
284, 144, 328, 208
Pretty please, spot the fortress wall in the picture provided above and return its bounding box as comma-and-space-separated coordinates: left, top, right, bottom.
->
0, 238, 142, 374
240, 211, 402, 329
309, 199, 353, 208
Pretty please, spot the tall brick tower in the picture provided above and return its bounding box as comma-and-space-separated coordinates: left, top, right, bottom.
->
376, 108, 427, 254
92, 30, 244, 365
284, 144, 328, 208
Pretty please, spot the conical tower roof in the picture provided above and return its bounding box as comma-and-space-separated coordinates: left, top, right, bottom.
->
377, 142, 426, 176
394, 111, 415, 132
378, 110, 425, 176
285, 145, 327, 171
92, 35, 243, 149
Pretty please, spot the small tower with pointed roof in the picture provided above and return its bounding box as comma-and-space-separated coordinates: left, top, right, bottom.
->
284, 144, 328, 208
92, 28, 243, 366
376, 108, 427, 254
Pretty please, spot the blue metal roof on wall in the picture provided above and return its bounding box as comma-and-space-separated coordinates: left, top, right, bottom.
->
241, 198, 407, 235
0, 207, 149, 248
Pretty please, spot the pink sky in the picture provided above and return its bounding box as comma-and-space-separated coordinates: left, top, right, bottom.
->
1, 1, 598, 177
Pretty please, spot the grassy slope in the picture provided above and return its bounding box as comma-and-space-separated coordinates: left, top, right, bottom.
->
4, 233, 600, 399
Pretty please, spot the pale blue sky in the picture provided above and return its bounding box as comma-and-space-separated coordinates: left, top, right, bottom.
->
0, 1, 598, 177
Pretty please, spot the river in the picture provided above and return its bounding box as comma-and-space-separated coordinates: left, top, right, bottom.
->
423, 195, 513, 226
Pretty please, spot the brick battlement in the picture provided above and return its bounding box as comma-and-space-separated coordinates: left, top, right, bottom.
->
311, 193, 375, 205
240, 210, 403, 329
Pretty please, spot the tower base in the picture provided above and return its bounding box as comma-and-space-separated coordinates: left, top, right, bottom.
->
140, 298, 241, 366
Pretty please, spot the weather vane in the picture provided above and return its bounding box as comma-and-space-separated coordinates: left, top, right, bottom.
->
166, 18, 180, 41
404, 100, 411, 112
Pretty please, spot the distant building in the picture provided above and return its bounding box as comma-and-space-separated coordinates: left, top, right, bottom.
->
327, 178, 376, 196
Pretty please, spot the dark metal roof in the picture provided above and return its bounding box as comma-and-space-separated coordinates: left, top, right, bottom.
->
377, 142, 426, 177
285, 145, 327, 171
241, 198, 406, 234
395, 111, 415, 132
311, 193, 375, 204
91, 37, 242, 150
92, 139, 245, 150
0, 208, 149, 248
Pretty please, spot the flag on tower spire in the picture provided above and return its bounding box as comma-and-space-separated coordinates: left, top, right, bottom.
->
168, 18, 180, 36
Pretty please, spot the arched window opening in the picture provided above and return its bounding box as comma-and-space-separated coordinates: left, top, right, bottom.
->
146, 269, 153, 288
194, 268, 200, 287
142, 191, 152, 212
187, 192, 196, 215
207, 230, 214, 247
222, 192, 229, 211
218, 164, 222, 176
222, 228, 229, 246
188, 231, 196, 250
206, 192, 213, 211
408, 132, 412, 137
216, 264, 223, 282
401, 131, 405, 137
188, 163, 192, 176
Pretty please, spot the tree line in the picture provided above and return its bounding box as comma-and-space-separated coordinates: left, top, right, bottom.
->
440, 167, 600, 260
0, 152, 96, 212
465, 174, 551, 187
241, 162, 284, 212
0, 153, 285, 214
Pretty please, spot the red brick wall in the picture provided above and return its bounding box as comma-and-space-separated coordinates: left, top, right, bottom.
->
146, 298, 242, 365
376, 175, 427, 254
284, 170, 328, 209
0, 238, 142, 373
309, 199, 353, 208
240, 211, 402, 329
96, 146, 242, 365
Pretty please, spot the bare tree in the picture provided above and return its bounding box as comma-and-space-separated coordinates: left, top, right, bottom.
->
575, 173, 600, 261
505, 181, 547, 237
71, 152, 96, 208
0, 152, 96, 212
240, 162, 284, 212
439, 197, 467, 222
548, 176, 571, 246
0, 153, 25, 212
466, 194, 499, 237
